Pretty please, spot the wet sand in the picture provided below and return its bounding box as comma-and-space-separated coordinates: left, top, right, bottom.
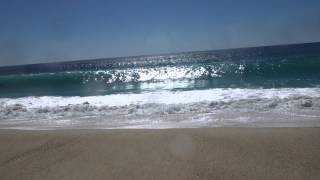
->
0, 128, 320, 180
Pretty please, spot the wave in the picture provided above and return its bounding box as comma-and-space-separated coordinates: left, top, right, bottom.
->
1, 43, 319, 129
1, 57, 320, 98
1, 88, 320, 129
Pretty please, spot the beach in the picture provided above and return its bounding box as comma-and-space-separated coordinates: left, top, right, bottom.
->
0, 128, 319, 180
1, 1, 320, 180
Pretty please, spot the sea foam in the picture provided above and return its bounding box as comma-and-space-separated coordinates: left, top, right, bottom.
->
1, 88, 320, 129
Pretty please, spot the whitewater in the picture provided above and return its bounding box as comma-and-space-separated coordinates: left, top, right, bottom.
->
0, 42, 320, 129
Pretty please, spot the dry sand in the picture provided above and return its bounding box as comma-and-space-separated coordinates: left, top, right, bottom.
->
0, 128, 319, 180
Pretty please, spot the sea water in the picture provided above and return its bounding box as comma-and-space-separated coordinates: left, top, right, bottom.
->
0, 42, 320, 129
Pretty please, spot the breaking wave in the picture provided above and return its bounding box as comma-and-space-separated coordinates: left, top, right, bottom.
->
1, 43, 320, 129
1, 88, 320, 129
1, 58, 320, 98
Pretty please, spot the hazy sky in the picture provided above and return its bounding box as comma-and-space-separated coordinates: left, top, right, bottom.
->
0, 0, 320, 66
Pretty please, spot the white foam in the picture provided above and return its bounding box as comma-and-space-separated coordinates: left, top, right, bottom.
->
1, 88, 320, 129
1, 88, 320, 108
82, 65, 222, 84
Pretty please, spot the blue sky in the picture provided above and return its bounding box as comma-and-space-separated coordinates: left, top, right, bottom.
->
0, 0, 320, 66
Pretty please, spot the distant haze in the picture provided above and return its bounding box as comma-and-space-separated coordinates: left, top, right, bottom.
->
0, 0, 320, 66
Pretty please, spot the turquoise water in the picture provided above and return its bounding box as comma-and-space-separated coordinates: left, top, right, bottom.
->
0, 42, 320, 98
0, 42, 320, 129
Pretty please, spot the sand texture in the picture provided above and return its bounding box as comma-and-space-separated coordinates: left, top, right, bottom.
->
0, 128, 320, 180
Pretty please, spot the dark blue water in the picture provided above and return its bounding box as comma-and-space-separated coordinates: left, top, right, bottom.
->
0, 42, 320, 98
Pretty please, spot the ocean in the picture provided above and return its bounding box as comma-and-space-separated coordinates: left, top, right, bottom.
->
1, 42, 320, 129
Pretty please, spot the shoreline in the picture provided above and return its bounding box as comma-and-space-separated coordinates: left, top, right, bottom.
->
1, 128, 320, 180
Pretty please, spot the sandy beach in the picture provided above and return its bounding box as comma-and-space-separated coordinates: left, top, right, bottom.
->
0, 128, 319, 180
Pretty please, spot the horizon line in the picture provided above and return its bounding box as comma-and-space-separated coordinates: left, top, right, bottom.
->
1, 41, 319, 68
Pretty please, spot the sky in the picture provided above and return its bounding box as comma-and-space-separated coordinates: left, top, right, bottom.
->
0, 0, 320, 66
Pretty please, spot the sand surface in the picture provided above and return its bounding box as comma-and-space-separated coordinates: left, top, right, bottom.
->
0, 128, 319, 180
